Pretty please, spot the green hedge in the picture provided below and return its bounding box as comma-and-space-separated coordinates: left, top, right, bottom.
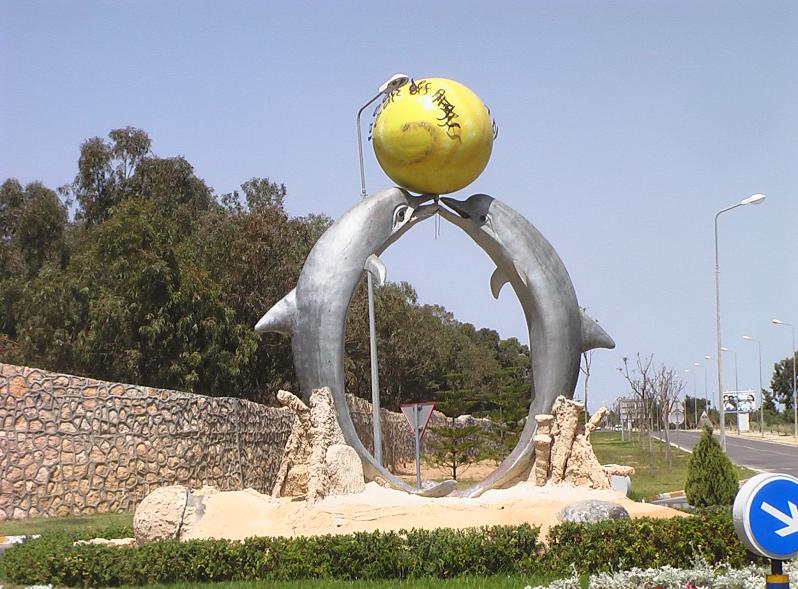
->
543, 507, 763, 575
2, 510, 762, 587
3, 525, 541, 586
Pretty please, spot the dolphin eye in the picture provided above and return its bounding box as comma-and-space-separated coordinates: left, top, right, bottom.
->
393, 205, 410, 225
479, 214, 487, 222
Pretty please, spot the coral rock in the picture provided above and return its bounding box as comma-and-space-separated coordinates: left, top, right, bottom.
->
557, 499, 630, 523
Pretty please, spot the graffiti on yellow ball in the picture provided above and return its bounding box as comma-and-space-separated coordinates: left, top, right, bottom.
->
408, 79, 432, 95
431, 89, 461, 141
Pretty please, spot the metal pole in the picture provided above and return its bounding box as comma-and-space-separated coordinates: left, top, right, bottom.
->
713, 194, 765, 450
356, 74, 411, 466
714, 206, 732, 451
414, 404, 421, 489
356, 92, 385, 466
772, 321, 797, 440
744, 336, 765, 437
732, 350, 740, 434
704, 356, 711, 415
756, 340, 765, 438
793, 327, 796, 440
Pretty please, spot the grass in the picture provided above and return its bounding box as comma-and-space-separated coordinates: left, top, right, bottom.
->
0, 510, 132, 536
591, 431, 755, 500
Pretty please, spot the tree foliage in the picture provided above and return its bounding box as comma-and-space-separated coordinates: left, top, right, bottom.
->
427, 422, 485, 480
684, 426, 739, 507
770, 355, 796, 413
1, 128, 532, 414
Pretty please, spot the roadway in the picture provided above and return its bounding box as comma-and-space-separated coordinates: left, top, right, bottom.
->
655, 430, 798, 478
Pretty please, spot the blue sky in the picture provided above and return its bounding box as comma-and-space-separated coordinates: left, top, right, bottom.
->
2, 1, 796, 413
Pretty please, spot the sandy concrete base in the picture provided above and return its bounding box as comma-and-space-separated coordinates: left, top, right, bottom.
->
180, 482, 684, 542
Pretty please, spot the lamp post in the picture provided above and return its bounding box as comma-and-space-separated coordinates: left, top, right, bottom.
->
742, 335, 765, 437
714, 193, 766, 451
771, 319, 797, 440
356, 73, 410, 465
685, 369, 697, 428
694, 359, 709, 424
721, 346, 740, 434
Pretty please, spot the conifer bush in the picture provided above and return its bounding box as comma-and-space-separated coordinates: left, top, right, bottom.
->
684, 426, 739, 507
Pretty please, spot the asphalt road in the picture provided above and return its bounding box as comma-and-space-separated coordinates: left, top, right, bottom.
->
655, 430, 798, 478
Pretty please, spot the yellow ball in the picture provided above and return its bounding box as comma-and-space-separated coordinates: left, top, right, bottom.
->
372, 78, 495, 195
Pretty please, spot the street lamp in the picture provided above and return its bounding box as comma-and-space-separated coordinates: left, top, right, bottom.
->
356, 73, 411, 465
721, 346, 740, 434
742, 335, 765, 437
714, 193, 766, 451
693, 357, 713, 427
684, 369, 697, 427
771, 319, 797, 439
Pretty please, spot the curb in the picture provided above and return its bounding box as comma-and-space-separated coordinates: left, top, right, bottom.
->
656, 490, 685, 500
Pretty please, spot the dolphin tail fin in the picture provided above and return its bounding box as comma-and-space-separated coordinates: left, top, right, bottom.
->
580, 309, 615, 351
364, 254, 387, 286
255, 289, 297, 336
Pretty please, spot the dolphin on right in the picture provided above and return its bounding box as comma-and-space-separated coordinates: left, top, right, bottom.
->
439, 194, 615, 498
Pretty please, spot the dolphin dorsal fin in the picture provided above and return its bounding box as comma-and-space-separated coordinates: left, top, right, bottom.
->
254, 289, 297, 336
364, 254, 387, 286
490, 267, 509, 299
580, 309, 616, 351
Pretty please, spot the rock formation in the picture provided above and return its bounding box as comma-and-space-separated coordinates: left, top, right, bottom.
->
557, 499, 630, 523
133, 485, 202, 544
528, 396, 634, 489
272, 387, 364, 503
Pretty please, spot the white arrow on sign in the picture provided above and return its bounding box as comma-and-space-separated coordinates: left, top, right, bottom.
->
761, 500, 798, 537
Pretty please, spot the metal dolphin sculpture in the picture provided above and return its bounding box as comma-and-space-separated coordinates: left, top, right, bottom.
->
255, 187, 456, 498
439, 194, 615, 498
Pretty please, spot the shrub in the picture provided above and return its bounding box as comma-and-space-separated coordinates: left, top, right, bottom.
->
2, 512, 758, 587
2, 524, 542, 586
543, 508, 761, 576
684, 426, 739, 507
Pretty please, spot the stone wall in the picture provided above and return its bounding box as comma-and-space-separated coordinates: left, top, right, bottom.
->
0, 363, 294, 520
1, 363, 500, 520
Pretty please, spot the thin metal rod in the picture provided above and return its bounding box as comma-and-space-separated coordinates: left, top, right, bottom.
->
356, 90, 386, 465
414, 405, 421, 489
366, 271, 382, 464
793, 326, 796, 440
357, 93, 383, 198
758, 340, 764, 437
714, 202, 745, 451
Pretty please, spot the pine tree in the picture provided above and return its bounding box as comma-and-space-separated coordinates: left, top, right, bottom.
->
684, 426, 739, 507
427, 422, 484, 480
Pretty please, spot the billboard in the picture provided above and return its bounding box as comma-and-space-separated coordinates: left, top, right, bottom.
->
722, 391, 756, 414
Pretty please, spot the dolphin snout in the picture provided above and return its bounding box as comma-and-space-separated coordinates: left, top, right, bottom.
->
440, 197, 470, 219
411, 203, 440, 222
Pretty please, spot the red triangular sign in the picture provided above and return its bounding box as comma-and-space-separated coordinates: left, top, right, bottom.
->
400, 402, 435, 439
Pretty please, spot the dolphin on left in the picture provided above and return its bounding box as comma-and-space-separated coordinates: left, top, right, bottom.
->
254, 188, 456, 498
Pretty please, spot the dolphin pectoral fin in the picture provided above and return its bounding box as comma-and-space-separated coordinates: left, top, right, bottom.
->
364, 254, 387, 286
490, 268, 509, 299
580, 309, 616, 351
254, 289, 297, 336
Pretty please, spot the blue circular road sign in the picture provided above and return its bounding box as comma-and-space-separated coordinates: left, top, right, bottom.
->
733, 473, 798, 560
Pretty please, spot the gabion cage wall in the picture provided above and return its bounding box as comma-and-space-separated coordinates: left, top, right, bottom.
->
0, 364, 294, 520
1, 363, 498, 520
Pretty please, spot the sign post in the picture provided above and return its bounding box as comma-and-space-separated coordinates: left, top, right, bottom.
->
733, 473, 798, 588
669, 403, 685, 446
400, 402, 435, 489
